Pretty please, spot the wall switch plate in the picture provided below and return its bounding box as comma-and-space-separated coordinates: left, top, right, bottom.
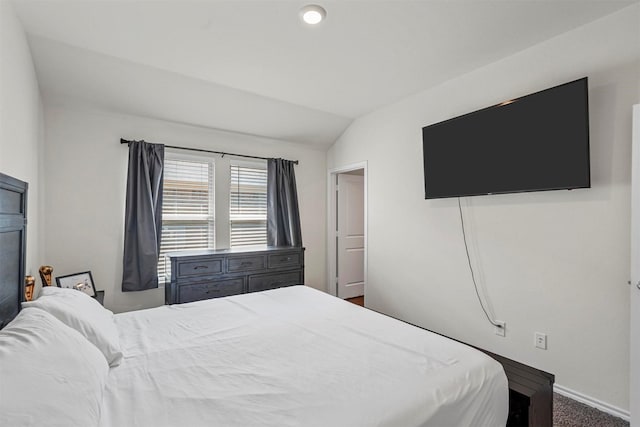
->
494, 321, 506, 337
535, 332, 547, 350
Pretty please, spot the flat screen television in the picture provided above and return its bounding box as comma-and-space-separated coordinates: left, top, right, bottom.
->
422, 77, 590, 199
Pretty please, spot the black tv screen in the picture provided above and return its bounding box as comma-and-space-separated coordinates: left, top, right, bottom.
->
422, 78, 590, 199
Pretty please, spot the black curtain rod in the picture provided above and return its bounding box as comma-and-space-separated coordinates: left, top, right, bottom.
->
120, 139, 299, 165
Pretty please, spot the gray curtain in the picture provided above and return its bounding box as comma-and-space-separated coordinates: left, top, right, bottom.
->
122, 141, 165, 292
267, 158, 302, 247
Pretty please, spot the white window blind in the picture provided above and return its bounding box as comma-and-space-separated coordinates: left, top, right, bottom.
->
230, 164, 267, 247
158, 157, 215, 281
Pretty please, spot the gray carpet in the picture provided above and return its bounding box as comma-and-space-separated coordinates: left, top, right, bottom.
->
553, 393, 628, 427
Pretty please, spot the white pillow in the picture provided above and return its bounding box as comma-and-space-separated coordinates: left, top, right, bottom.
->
23, 286, 123, 367
0, 307, 109, 427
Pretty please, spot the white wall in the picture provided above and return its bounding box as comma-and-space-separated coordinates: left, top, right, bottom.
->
44, 105, 326, 313
327, 5, 640, 413
0, 1, 44, 280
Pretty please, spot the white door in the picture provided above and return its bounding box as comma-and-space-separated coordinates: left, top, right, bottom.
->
337, 173, 364, 299
631, 104, 640, 426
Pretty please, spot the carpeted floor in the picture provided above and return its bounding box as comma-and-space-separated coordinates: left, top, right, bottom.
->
554, 393, 628, 427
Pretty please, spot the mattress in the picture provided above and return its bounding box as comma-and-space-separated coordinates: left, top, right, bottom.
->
100, 285, 508, 427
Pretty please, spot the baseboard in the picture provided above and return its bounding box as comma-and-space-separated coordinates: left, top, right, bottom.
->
554, 383, 630, 421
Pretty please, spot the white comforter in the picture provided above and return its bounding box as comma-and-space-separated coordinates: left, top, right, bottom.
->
101, 286, 507, 427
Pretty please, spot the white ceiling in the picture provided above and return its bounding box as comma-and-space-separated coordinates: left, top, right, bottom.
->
12, 0, 637, 147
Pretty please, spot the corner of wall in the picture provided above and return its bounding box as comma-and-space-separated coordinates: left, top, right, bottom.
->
0, 0, 46, 274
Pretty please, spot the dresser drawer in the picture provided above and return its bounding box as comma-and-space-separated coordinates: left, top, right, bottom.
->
247, 270, 302, 293
227, 255, 266, 273
178, 278, 244, 303
267, 251, 302, 269
177, 258, 223, 278
165, 246, 304, 304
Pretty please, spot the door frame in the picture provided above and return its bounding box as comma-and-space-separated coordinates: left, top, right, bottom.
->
327, 161, 368, 297
631, 103, 639, 426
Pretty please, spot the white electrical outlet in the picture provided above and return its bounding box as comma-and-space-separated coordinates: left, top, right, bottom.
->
494, 321, 506, 337
535, 332, 547, 350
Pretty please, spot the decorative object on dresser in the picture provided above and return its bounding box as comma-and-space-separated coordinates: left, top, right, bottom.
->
38, 265, 53, 287
165, 246, 304, 304
24, 275, 35, 301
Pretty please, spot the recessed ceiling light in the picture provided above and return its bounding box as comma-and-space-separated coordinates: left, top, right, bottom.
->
300, 4, 326, 25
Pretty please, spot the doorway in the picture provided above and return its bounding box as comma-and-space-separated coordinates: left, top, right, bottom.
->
327, 162, 367, 300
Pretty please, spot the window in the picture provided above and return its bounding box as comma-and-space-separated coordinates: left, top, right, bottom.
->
230, 163, 267, 247
158, 156, 214, 280
157, 154, 268, 282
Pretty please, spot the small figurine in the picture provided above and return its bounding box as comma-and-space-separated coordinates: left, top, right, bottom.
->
25, 275, 35, 301
39, 265, 53, 287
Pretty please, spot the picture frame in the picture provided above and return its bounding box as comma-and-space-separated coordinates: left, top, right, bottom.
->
55, 271, 97, 297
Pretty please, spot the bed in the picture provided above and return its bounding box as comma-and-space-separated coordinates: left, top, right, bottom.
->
0, 173, 508, 427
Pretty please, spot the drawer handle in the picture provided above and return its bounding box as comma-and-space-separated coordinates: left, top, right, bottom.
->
194, 265, 209, 270
205, 289, 220, 294
281, 257, 292, 262
240, 261, 253, 267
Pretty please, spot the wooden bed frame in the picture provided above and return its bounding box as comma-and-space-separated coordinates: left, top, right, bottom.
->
0, 172, 27, 329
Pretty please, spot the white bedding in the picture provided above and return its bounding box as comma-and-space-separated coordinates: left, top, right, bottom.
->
101, 286, 508, 427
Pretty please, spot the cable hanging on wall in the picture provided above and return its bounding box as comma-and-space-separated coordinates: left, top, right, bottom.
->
457, 197, 503, 329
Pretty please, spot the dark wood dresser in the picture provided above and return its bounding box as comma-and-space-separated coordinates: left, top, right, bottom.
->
164, 246, 304, 304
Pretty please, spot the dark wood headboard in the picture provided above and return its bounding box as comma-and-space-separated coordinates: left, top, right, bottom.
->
0, 172, 28, 329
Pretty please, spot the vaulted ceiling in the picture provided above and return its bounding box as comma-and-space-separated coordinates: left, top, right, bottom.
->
12, 0, 637, 147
